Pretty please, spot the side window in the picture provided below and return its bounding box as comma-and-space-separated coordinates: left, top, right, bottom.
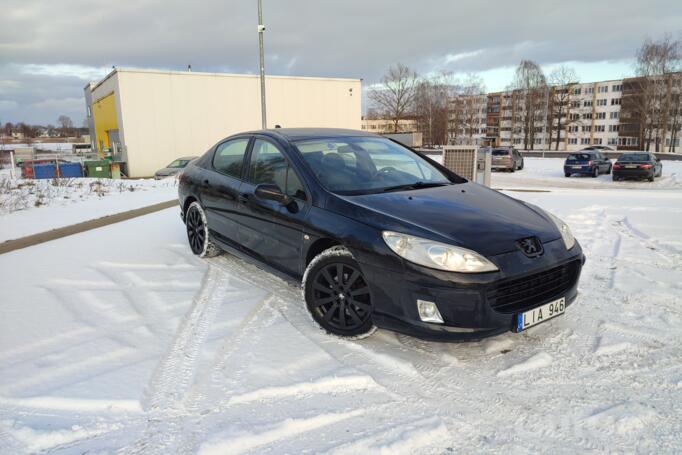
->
213, 138, 250, 178
250, 139, 306, 200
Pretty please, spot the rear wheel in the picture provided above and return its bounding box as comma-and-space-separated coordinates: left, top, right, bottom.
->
648, 175, 655, 182
592, 167, 599, 178
303, 246, 376, 339
565, 172, 571, 178
606, 164, 612, 175
185, 201, 222, 258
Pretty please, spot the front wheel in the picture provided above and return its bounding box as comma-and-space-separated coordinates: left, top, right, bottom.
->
303, 246, 376, 339
565, 172, 571, 178
185, 201, 222, 258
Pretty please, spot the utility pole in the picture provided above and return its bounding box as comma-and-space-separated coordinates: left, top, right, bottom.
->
257, 0, 267, 129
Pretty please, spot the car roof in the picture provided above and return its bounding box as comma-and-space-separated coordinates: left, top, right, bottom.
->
176, 156, 198, 160
244, 128, 376, 141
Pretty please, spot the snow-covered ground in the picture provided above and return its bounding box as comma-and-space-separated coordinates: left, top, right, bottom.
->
0, 173, 177, 243
492, 157, 682, 190
1, 170, 681, 453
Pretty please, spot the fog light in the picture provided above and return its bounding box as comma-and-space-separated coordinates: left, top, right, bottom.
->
417, 299, 444, 324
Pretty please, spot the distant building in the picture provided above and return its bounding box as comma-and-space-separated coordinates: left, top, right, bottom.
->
84, 68, 361, 177
361, 118, 418, 134
452, 72, 681, 152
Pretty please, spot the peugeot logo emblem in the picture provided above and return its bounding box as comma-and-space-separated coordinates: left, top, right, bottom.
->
517, 237, 543, 257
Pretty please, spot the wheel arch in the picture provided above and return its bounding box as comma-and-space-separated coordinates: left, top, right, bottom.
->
305, 237, 342, 266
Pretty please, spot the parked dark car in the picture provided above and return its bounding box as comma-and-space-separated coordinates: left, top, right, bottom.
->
154, 156, 198, 179
563, 151, 612, 177
178, 128, 584, 341
491, 147, 524, 172
612, 152, 662, 182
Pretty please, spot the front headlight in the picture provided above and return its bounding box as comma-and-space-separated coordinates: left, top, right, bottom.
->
546, 212, 576, 250
382, 231, 498, 273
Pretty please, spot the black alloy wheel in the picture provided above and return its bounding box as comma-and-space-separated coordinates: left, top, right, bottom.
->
186, 205, 206, 255
307, 257, 374, 337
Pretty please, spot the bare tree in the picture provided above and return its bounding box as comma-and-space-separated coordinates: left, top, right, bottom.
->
414, 72, 457, 146
634, 35, 682, 152
511, 60, 547, 150
368, 63, 419, 133
548, 66, 578, 150
57, 115, 74, 137
448, 74, 486, 145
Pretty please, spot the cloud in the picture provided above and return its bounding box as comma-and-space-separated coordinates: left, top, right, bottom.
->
0, 0, 680, 123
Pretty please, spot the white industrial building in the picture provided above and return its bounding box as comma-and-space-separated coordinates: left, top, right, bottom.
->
84, 68, 361, 177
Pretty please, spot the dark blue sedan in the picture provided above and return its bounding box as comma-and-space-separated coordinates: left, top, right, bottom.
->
564, 151, 612, 177
178, 128, 585, 341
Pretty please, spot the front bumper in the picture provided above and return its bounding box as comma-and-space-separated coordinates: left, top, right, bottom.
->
359, 238, 585, 342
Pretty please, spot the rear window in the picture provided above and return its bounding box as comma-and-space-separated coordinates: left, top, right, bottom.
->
619, 153, 650, 162
492, 149, 511, 156
567, 153, 592, 160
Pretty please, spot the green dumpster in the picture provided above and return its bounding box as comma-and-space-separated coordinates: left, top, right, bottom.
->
84, 160, 111, 178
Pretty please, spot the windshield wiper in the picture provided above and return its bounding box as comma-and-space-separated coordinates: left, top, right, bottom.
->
381, 181, 450, 193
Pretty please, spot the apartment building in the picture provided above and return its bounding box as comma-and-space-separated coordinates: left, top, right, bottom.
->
449, 73, 680, 152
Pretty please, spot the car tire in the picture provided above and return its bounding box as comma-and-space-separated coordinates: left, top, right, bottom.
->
185, 201, 222, 258
519, 160, 524, 170
565, 172, 571, 178
648, 175, 655, 182
303, 246, 377, 339
606, 165, 612, 175
592, 168, 599, 178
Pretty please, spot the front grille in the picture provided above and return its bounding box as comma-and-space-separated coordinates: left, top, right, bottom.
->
486, 260, 581, 313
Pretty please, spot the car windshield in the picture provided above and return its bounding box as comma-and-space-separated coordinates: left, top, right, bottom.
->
492, 149, 511, 156
567, 153, 592, 160
294, 136, 456, 195
166, 159, 191, 168
618, 153, 650, 162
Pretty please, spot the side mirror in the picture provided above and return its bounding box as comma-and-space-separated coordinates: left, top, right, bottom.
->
255, 183, 291, 205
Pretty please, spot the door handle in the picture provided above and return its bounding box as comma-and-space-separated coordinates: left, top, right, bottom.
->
238, 193, 250, 204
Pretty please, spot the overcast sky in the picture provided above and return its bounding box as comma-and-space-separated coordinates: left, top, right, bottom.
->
1, 0, 680, 125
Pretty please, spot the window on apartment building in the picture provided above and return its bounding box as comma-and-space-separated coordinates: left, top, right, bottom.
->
568, 125, 579, 133
581, 138, 591, 145
612, 84, 623, 91
598, 86, 608, 93
570, 113, 580, 121
595, 112, 606, 119
619, 137, 639, 146
573, 88, 582, 95
611, 98, 621, 105
594, 125, 605, 132
582, 113, 592, 119
585, 87, 594, 94
569, 138, 578, 145
584, 100, 593, 107
593, 138, 603, 145
608, 138, 618, 146
582, 125, 592, 132
597, 99, 607, 106
666, 138, 680, 147
610, 111, 619, 119
608, 124, 620, 132
571, 101, 580, 108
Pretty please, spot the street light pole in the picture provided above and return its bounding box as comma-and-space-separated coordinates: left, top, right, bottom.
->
257, 0, 267, 129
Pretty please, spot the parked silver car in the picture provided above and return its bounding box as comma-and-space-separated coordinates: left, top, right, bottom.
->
154, 156, 198, 179
491, 147, 524, 172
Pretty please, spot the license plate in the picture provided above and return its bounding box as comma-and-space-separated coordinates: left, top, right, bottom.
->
571, 165, 583, 169
516, 297, 565, 332
625, 164, 637, 168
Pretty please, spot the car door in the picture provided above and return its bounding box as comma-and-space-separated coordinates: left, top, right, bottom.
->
202, 136, 251, 247
235, 137, 310, 276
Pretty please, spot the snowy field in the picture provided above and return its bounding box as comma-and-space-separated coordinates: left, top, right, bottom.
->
1, 162, 682, 453
0, 173, 177, 243
492, 157, 682, 190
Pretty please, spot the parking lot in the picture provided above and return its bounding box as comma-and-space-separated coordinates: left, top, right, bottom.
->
1, 162, 681, 453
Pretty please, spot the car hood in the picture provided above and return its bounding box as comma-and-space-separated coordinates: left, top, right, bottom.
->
330, 182, 560, 257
